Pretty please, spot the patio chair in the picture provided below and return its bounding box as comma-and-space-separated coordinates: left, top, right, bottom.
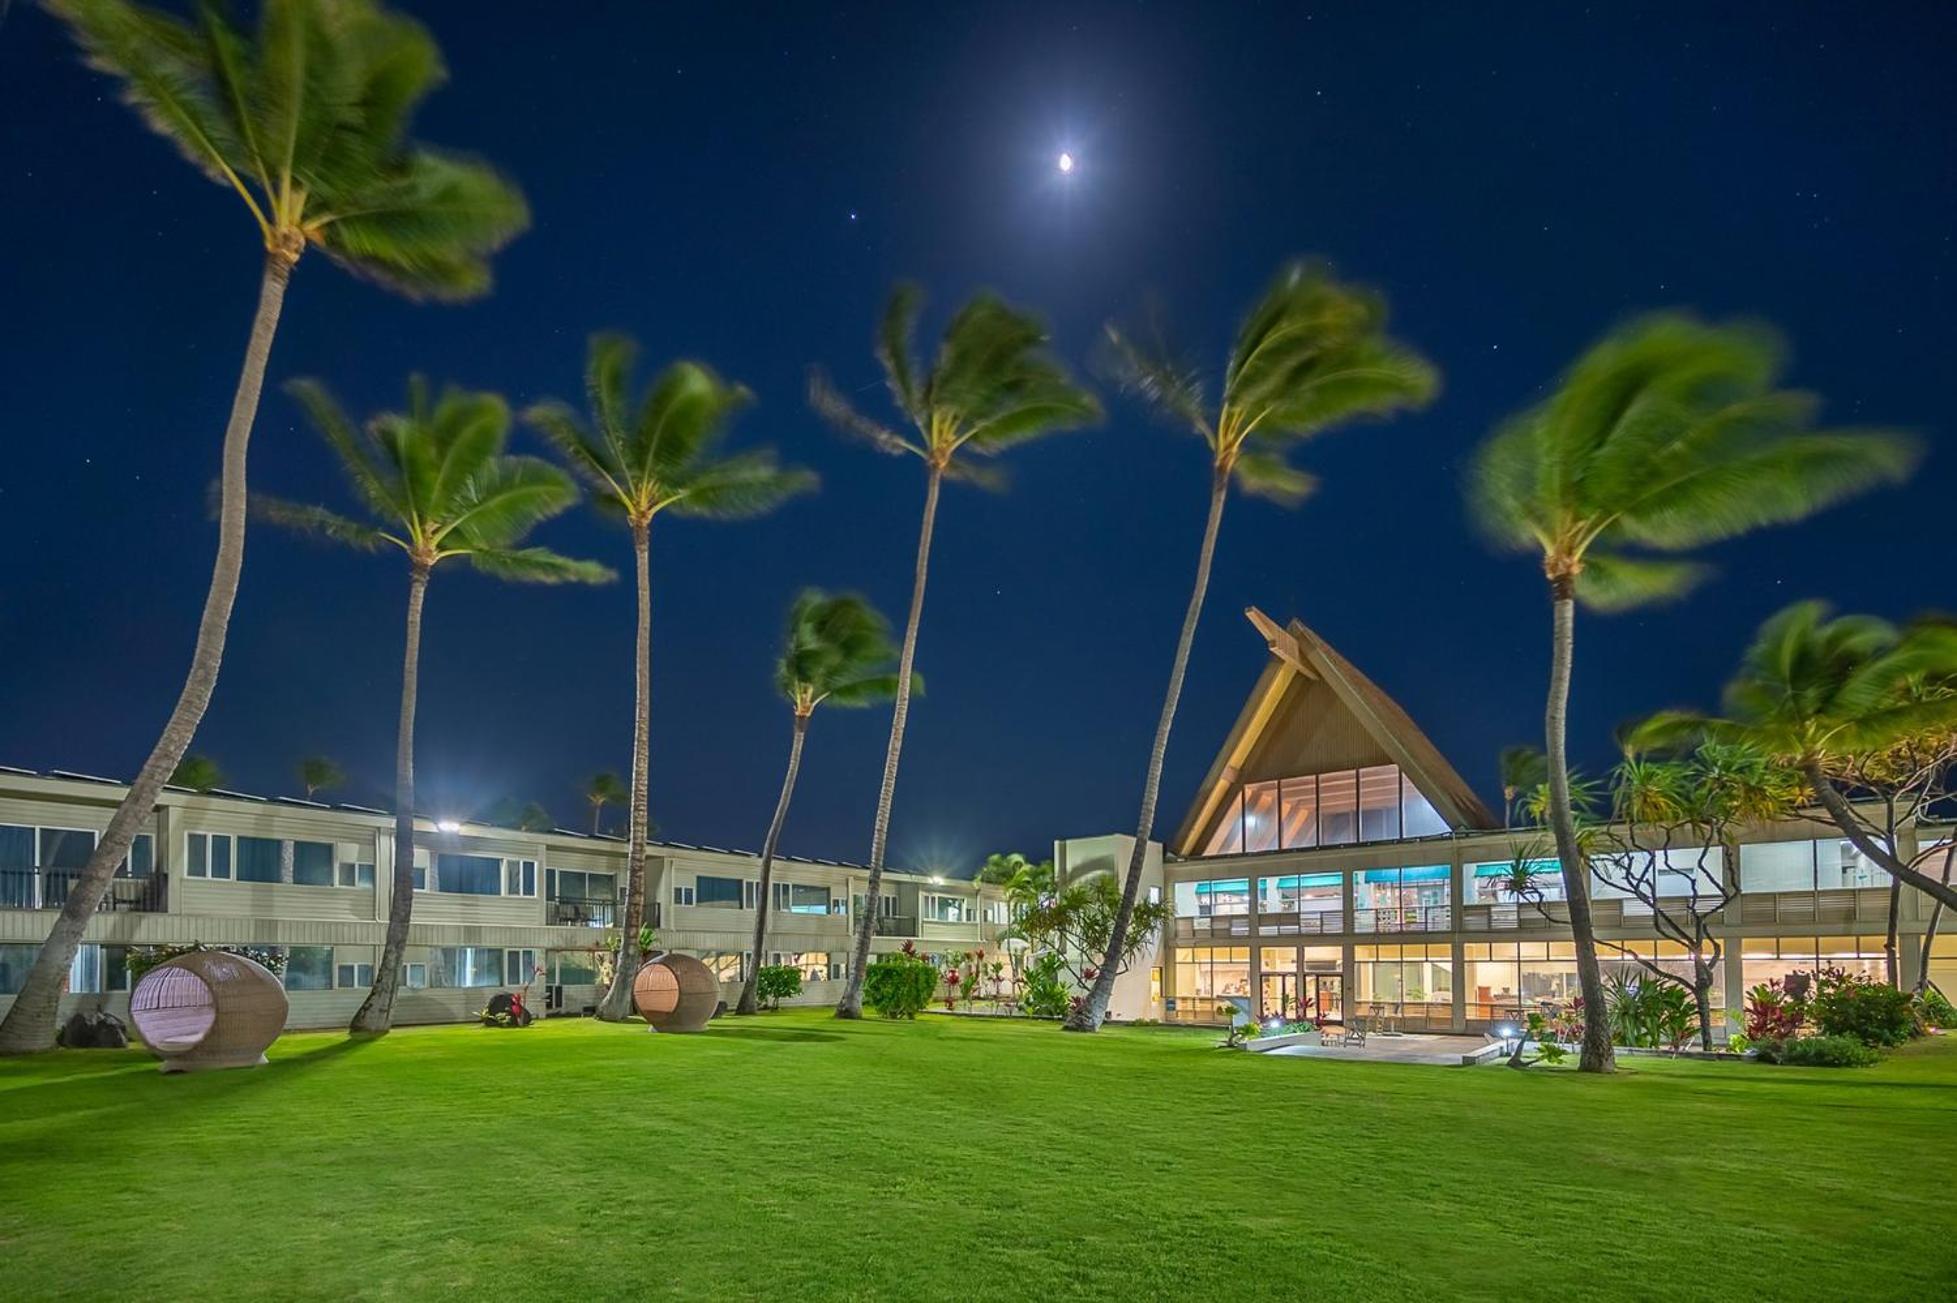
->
1329, 1016, 1368, 1049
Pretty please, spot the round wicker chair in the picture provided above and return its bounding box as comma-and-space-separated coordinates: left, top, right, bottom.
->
129, 950, 288, 1072
631, 952, 718, 1032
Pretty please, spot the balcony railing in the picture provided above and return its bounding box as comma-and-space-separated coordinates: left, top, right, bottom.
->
1351, 905, 1451, 934
1174, 909, 1344, 941
874, 914, 919, 937
547, 895, 618, 927
0, 870, 167, 913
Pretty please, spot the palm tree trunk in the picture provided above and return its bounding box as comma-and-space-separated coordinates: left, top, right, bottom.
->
1802, 761, 1957, 912
1544, 576, 1615, 1073
738, 713, 809, 1015
351, 562, 430, 1035
838, 465, 942, 1018
600, 520, 655, 1021
0, 252, 294, 1055
1067, 467, 1230, 1032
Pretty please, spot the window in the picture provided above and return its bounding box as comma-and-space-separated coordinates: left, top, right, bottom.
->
336, 961, 375, 989
186, 832, 232, 880
1241, 781, 1281, 854
1279, 776, 1319, 849
122, 834, 155, 879
775, 882, 832, 914
921, 893, 970, 923
411, 850, 428, 891
39, 828, 96, 871
430, 946, 503, 987
434, 853, 502, 896
236, 835, 282, 883
1353, 866, 1450, 931
1463, 941, 1578, 1020
697, 874, 750, 908
1317, 771, 1359, 846
854, 892, 899, 918
1256, 872, 1342, 923
773, 951, 837, 983
552, 951, 601, 986
504, 859, 538, 898
285, 946, 335, 991
1173, 946, 1251, 999
503, 948, 540, 985
984, 900, 1008, 926
700, 951, 749, 983
1, 943, 41, 994
1171, 877, 1252, 918
1401, 773, 1448, 838
672, 882, 696, 908
65, 943, 129, 994
292, 840, 334, 886
400, 962, 428, 989
1357, 765, 1401, 842
338, 860, 376, 888
1203, 791, 1245, 856
1355, 943, 1455, 1019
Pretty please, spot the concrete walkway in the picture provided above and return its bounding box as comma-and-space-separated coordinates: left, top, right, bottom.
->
1257, 1033, 1498, 1066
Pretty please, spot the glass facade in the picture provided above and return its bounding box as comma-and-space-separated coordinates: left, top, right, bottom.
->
1352, 865, 1450, 931
1463, 941, 1580, 1021
1353, 943, 1453, 1026
1203, 764, 1448, 855
1739, 840, 1884, 893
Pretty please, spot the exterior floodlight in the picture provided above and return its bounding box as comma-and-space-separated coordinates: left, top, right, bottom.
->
435, 819, 462, 834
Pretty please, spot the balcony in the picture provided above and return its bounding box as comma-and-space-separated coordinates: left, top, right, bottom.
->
0, 870, 167, 913
873, 914, 918, 937
547, 894, 618, 927
1352, 905, 1451, 934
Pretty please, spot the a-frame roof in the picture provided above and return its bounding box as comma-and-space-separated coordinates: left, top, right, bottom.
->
1169, 607, 1498, 855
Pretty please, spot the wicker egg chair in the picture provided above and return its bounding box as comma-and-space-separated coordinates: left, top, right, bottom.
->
631, 951, 719, 1032
129, 950, 288, 1072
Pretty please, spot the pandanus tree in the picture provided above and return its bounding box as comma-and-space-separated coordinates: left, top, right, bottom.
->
527, 334, 814, 1021
259, 378, 610, 1034
0, 0, 525, 1055
1067, 262, 1438, 1032
735, 591, 911, 1016
810, 285, 1100, 1018
585, 772, 627, 835
1636, 602, 1957, 984
1468, 315, 1918, 1071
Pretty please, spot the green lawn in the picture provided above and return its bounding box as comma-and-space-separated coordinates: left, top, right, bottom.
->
2, 1013, 1953, 1300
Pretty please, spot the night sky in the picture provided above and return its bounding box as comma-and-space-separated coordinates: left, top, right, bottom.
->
3, 3, 1952, 874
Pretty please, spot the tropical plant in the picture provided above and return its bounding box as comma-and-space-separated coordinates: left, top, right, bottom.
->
0, 0, 525, 1055
1497, 745, 1548, 827
1810, 967, 1918, 1047
735, 591, 910, 1015
297, 754, 346, 800
1071, 261, 1437, 1031
1018, 875, 1172, 1006
862, 945, 939, 1019
1466, 313, 1917, 1072
584, 772, 626, 835
169, 754, 223, 793
1635, 603, 1957, 976
1602, 971, 1699, 1051
527, 333, 813, 1021
1020, 951, 1072, 1018
809, 284, 1099, 1017
1753, 1033, 1880, 1067
257, 377, 609, 1034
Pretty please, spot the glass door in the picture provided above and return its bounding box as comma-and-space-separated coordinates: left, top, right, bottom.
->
1259, 972, 1296, 1021
1305, 974, 1344, 1024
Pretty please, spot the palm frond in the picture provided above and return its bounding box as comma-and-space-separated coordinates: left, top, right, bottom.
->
1100, 317, 1210, 436
666, 451, 818, 520
463, 546, 614, 586
250, 492, 393, 552
316, 150, 528, 301
1231, 450, 1317, 506
1574, 551, 1709, 613
807, 368, 920, 458
875, 282, 925, 425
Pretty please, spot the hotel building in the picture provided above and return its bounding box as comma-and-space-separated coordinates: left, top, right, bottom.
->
0, 767, 1007, 1030
1060, 608, 1953, 1031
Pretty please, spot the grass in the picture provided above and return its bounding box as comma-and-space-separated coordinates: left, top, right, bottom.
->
3, 1013, 1954, 1300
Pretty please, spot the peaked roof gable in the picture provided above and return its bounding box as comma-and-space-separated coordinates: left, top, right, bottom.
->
1170, 607, 1498, 854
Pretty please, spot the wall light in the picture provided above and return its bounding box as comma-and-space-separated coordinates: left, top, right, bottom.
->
435, 819, 462, 834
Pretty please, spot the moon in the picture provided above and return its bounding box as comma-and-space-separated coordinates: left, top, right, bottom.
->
1057, 151, 1075, 174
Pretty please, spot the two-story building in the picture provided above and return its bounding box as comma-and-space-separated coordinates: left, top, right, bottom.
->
0, 766, 1008, 1030
1057, 609, 1953, 1030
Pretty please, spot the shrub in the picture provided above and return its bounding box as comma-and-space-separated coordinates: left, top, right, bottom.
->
1917, 986, 1957, 1030
863, 950, 938, 1019
754, 964, 802, 1011
126, 942, 286, 981
1604, 973, 1698, 1049
1754, 1034, 1880, 1067
1020, 951, 1073, 1019
1810, 969, 1917, 1047
1744, 978, 1807, 1041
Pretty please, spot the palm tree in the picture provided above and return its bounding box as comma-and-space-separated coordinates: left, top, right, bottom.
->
1467, 314, 1918, 1071
0, 0, 525, 1055
809, 285, 1100, 1018
1067, 262, 1437, 1031
526, 335, 814, 1021
584, 772, 627, 834
260, 377, 610, 1034
735, 591, 911, 1015
170, 754, 223, 793
298, 755, 346, 800
1637, 603, 1957, 918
